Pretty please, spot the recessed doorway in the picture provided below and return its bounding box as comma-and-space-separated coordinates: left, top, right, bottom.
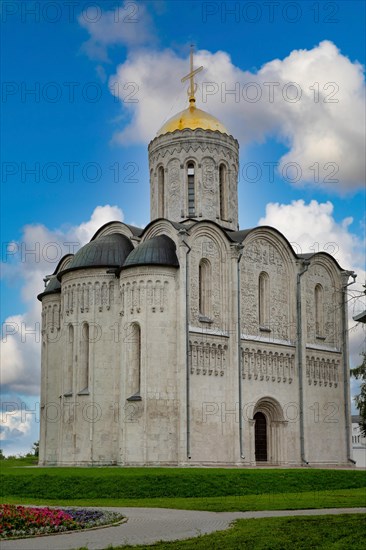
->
254, 411, 267, 462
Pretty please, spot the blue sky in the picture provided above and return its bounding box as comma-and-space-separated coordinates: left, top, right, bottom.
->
1, 0, 365, 455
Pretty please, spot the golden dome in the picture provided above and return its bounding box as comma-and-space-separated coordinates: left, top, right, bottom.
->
157, 104, 229, 136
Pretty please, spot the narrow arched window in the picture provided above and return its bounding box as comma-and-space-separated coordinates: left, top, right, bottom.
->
315, 284, 324, 337
130, 323, 141, 396
259, 272, 269, 328
187, 163, 195, 216
199, 259, 211, 317
219, 164, 227, 220
66, 324, 74, 394
80, 323, 89, 392
158, 166, 165, 217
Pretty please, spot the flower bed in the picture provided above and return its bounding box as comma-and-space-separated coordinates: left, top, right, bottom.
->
0, 504, 123, 539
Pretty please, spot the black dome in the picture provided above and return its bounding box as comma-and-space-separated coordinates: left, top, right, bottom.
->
59, 233, 133, 277
123, 235, 179, 268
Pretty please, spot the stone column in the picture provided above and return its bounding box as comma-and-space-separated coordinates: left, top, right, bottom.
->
248, 419, 256, 465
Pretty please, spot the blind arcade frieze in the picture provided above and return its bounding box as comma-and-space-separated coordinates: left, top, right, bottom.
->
241, 347, 295, 384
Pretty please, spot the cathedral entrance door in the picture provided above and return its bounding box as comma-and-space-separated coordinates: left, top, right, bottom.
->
254, 412, 267, 461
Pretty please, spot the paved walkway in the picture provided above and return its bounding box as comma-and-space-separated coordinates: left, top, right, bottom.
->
1, 507, 365, 550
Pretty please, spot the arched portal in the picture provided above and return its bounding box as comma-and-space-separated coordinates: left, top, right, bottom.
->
254, 412, 267, 461
251, 397, 287, 465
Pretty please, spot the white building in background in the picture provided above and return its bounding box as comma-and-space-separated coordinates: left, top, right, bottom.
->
38, 52, 356, 467
352, 415, 366, 468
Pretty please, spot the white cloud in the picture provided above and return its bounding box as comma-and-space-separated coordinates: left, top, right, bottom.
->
109, 41, 365, 191
0, 406, 33, 442
258, 199, 366, 368
73, 205, 124, 244
1, 313, 40, 395
258, 199, 364, 268
0, 396, 40, 456
78, 1, 156, 62
1, 205, 124, 397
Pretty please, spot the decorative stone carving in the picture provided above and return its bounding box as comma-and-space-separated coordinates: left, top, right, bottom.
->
202, 158, 216, 218
306, 354, 339, 387
41, 301, 61, 336
241, 346, 295, 383
241, 238, 290, 341
121, 277, 170, 315
167, 159, 181, 220
228, 165, 238, 224
63, 278, 115, 315
305, 263, 338, 346
190, 235, 224, 327
189, 339, 227, 376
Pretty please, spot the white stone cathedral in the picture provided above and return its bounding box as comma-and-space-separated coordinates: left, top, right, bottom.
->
38, 55, 355, 467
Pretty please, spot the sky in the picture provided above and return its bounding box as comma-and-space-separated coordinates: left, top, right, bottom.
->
1, 0, 365, 456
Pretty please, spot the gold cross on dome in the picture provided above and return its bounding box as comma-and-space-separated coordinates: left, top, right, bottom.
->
181, 44, 203, 105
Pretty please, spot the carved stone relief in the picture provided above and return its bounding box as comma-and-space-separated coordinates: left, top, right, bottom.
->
63, 279, 115, 315
189, 339, 227, 376
241, 238, 290, 340
202, 158, 216, 218
121, 278, 170, 315
241, 346, 295, 383
306, 264, 338, 346
42, 302, 61, 334
190, 236, 223, 327
306, 354, 339, 387
167, 160, 181, 219
228, 165, 238, 223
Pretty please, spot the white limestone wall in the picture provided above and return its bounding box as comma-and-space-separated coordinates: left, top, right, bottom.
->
240, 341, 300, 465
56, 268, 120, 465
189, 225, 231, 328
236, 230, 300, 465
302, 349, 347, 464
39, 222, 352, 467
188, 332, 239, 464
118, 265, 180, 465
305, 260, 340, 348
302, 259, 349, 465
39, 294, 62, 465
240, 230, 297, 343
186, 225, 240, 463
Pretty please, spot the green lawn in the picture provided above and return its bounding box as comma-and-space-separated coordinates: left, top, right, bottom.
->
1, 459, 365, 512
76, 514, 366, 550
1, 460, 365, 501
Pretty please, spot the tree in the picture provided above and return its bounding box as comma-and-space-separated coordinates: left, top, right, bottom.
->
25, 441, 39, 459
32, 441, 39, 458
350, 352, 366, 437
